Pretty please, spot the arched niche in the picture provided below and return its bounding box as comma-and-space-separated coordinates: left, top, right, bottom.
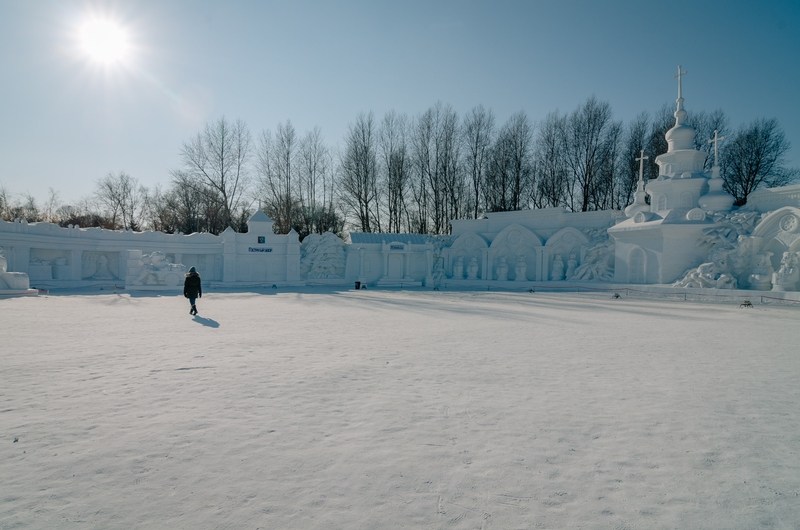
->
489, 224, 542, 280
544, 227, 589, 280
752, 206, 800, 270
656, 195, 667, 211
628, 247, 646, 284
680, 191, 693, 209
448, 232, 489, 279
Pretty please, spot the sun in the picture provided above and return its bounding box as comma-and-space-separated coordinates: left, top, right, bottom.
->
79, 18, 130, 64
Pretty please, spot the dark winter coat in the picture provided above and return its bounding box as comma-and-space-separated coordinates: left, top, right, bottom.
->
184, 272, 202, 299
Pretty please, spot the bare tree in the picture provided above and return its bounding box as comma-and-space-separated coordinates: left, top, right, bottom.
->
688, 109, 729, 172
462, 105, 495, 218
484, 112, 534, 212
0, 183, 12, 221
338, 112, 380, 232
95, 171, 148, 230
722, 118, 798, 206
379, 111, 411, 233
176, 116, 252, 231
255, 121, 300, 234
297, 127, 337, 237
408, 102, 464, 234
533, 111, 568, 208
562, 97, 621, 212
618, 112, 650, 209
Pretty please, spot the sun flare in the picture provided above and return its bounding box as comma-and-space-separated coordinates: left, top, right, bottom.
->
79, 19, 129, 64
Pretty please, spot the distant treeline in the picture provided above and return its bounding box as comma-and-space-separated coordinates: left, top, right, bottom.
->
2, 97, 797, 238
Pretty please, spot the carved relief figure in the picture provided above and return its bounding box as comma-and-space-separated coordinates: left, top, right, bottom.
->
466, 257, 479, 280
674, 246, 739, 289
514, 255, 527, 282
452, 256, 464, 279
771, 251, 800, 292
133, 251, 186, 286
565, 253, 578, 279
432, 257, 445, 288
92, 254, 116, 279
496, 256, 509, 281
748, 252, 774, 291
551, 254, 565, 281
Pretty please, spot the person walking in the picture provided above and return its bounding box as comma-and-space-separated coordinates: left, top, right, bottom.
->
184, 266, 202, 315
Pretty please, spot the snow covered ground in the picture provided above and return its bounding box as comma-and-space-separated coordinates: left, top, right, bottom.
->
1, 288, 799, 529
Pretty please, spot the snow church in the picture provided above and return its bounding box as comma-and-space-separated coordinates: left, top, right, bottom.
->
2, 68, 800, 296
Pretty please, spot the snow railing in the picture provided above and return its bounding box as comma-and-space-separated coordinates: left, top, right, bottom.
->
522, 283, 800, 305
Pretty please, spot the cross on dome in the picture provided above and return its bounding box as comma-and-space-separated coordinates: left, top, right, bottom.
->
635, 150, 648, 190
673, 66, 687, 100
708, 129, 725, 167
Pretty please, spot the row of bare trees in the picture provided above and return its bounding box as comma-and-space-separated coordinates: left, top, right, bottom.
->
2, 100, 796, 235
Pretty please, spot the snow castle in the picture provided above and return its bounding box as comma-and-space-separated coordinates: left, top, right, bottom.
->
2, 68, 800, 294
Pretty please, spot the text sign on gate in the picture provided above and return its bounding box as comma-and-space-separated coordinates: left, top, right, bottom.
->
248, 247, 273, 253
390, 244, 404, 250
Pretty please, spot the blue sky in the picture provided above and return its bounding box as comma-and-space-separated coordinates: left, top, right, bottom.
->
1, 0, 799, 204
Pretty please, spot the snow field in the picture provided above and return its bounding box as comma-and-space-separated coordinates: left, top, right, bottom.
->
1, 289, 799, 529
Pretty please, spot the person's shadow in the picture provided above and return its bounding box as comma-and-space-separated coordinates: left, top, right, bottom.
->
192, 315, 220, 328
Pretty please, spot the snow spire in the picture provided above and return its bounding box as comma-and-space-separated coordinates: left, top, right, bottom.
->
664, 65, 695, 152
624, 150, 651, 217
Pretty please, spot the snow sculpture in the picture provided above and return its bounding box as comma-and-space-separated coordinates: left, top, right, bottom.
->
432, 257, 445, 289
624, 150, 650, 218
565, 253, 578, 279
698, 130, 735, 212
0, 247, 31, 290
300, 232, 346, 279
571, 239, 615, 281
674, 246, 739, 289
91, 254, 116, 280
452, 257, 464, 279
550, 254, 565, 281
771, 251, 800, 292
514, 255, 527, 282
466, 257, 479, 280
748, 252, 775, 291
128, 251, 186, 286
496, 256, 509, 281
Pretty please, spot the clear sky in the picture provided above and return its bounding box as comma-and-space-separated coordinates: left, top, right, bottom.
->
1, 0, 799, 204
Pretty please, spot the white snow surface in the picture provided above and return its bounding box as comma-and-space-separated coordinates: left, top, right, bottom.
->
1, 288, 799, 529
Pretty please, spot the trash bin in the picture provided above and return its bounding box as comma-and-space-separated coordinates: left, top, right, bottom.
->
355, 281, 361, 290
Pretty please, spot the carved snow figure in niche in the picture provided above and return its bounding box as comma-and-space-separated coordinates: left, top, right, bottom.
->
514, 255, 527, 282
92, 254, 116, 279
566, 253, 578, 279
674, 246, 738, 289
432, 257, 445, 289
452, 256, 464, 279
0, 247, 31, 290
466, 257, 479, 280
771, 251, 800, 292
748, 252, 774, 291
496, 256, 509, 281
551, 254, 565, 281
133, 251, 186, 286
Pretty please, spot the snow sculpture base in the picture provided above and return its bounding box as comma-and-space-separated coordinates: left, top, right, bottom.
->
0, 247, 38, 296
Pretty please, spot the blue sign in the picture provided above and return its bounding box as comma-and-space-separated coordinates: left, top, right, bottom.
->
390, 244, 404, 250
257, 236, 266, 244
248, 247, 273, 253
